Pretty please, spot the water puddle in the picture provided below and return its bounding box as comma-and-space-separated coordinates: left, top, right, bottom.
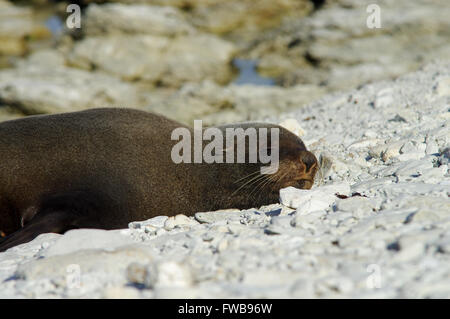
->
232, 58, 275, 86
45, 15, 64, 36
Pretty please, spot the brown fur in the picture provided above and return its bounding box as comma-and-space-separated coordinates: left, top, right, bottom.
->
0, 108, 317, 251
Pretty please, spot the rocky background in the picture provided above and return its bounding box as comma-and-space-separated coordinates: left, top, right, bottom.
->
0, 0, 449, 298
1, 0, 449, 124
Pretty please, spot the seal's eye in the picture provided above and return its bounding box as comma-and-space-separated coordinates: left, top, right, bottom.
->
296, 179, 313, 190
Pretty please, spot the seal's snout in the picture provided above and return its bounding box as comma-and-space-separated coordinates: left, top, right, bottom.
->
294, 150, 318, 189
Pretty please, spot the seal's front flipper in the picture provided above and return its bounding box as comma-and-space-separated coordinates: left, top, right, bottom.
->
0, 210, 78, 252
0, 190, 103, 253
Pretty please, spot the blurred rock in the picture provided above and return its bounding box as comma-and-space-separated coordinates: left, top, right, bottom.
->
335, 196, 379, 219
186, 0, 312, 42
68, 34, 236, 87
0, 0, 50, 57
278, 118, 305, 137
15, 245, 154, 286
41, 229, 136, 257
127, 260, 193, 289
0, 50, 141, 114
145, 80, 325, 125
279, 182, 350, 212
0, 106, 25, 122
129, 216, 168, 229
84, 3, 195, 36
246, 0, 450, 92
164, 214, 199, 231
102, 286, 140, 298
407, 197, 450, 223
195, 209, 242, 224
80, 0, 312, 44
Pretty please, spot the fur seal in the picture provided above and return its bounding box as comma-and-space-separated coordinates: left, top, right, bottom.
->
0, 108, 317, 252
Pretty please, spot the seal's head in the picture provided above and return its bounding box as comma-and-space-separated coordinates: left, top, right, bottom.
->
276, 149, 318, 190
263, 125, 319, 191
225, 124, 319, 209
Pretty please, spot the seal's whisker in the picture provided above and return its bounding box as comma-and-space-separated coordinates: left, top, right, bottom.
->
253, 171, 287, 202
230, 173, 266, 197
256, 176, 276, 199
267, 171, 285, 186
252, 169, 285, 199
276, 172, 289, 186
248, 175, 271, 198
253, 171, 285, 201
265, 170, 283, 183
233, 170, 260, 184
